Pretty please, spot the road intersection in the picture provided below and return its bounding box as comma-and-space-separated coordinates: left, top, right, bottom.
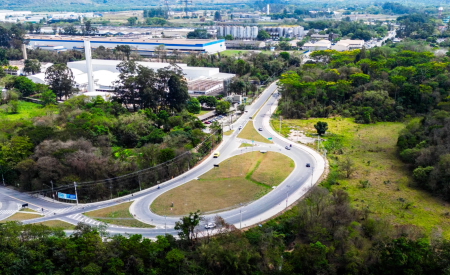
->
0, 82, 326, 238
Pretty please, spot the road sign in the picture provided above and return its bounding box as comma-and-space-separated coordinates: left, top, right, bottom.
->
58, 192, 77, 200
268, 137, 273, 140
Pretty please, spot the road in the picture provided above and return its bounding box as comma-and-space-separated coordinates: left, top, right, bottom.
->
0, 82, 326, 238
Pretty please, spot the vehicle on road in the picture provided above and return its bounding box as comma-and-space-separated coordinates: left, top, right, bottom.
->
306, 163, 311, 167
205, 222, 216, 229
213, 151, 220, 158
285, 146, 291, 150
239, 126, 242, 130
205, 121, 211, 124
258, 128, 263, 131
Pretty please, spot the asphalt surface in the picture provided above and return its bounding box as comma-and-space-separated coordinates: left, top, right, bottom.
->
0, 82, 325, 238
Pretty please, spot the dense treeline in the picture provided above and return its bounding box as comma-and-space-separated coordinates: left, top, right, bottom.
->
2, 187, 450, 274
278, 42, 449, 123
185, 51, 302, 86
0, 95, 218, 196
397, 110, 450, 201
302, 19, 389, 41
396, 14, 436, 39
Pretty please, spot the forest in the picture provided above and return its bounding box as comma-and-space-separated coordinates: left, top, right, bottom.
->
1, 187, 450, 274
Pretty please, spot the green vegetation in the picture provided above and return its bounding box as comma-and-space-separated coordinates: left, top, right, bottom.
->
151, 151, 293, 215
223, 130, 234, 136
278, 117, 450, 237
1, 212, 43, 222
237, 122, 273, 144
36, 220, 75, 230
0, 101, 55, 120
85, 202, 154, 228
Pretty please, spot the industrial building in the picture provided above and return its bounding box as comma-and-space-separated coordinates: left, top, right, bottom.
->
27, 59, 235, 97
331, 39, 365, 51
262, 26, 305, 39
216, 26, 259, 40
302, 40, 331, 51
27, 35, 227, 54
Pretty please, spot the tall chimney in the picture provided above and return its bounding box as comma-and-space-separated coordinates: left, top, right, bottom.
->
83, 40, 95, 93
267, 4, 270, 15
22, 44, 27, 60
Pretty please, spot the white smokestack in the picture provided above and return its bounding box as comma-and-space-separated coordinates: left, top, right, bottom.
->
83, 40, 95, 93
267, 4, 270, 15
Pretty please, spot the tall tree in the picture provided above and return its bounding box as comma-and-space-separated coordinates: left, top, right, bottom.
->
24, 59, 41, 75
45, 64, 76, 100
214, 11, 222, 21
167, 74, 189, 112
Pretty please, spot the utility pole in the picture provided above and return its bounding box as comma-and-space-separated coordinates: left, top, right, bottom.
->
138, 175, 142, 191
165, 215, 167, 234
51, 180, 54, 202
2, 173, 5, 186
279, 116, 282, 134
74, 182, 79, 207
286, 192, 289, 209
240, 208, 242, 229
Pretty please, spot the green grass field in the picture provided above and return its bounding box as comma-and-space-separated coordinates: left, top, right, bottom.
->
278, 117, 450, 238
1, 212, 43, 222
85, 202, 154, 228
151, 151, 294, 216
0, 101, 56, 121
237, 122, 273, 144
36, 220, 76, 230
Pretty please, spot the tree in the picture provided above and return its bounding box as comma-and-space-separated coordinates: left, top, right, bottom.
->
339, 157, 356, 178
114, 45, 131, 61
214, 11, 222, 21
187, 29, 212, 39
215, 100, 231, 115
256, 29, 270, 41
224, 34, 233, 40
127, 17, 138, 26
167, 75, 189, 112
0, 136, 34, 168
40, 89, 57, 106
187, 97, 201, 114
81, 20, 98, 36
62, 25, 78, 35
23, 59, 41, 75
13, 76, 36, 96
45, 64, 76, 100
174, 210, 202, 243
314, 121, 328, 136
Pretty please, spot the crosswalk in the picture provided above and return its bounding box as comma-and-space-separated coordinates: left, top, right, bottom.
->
0, 209, 18, 214
67, 213, 121, 228
42, 206, 79, 216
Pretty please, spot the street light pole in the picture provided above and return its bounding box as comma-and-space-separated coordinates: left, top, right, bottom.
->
51, 180, 54, 202
240, 208, 242, 229
74, 182, 79, 207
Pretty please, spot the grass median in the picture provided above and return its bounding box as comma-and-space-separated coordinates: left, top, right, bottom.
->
36, 220, 75, 230
1, 212, 43, 222
279, 116, 450, 238
85, 202, 154, 228
237, 122, 273, 144
151, 151, 294, 216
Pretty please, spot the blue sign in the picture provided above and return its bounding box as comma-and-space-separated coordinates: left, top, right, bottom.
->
58, 192, 77, 200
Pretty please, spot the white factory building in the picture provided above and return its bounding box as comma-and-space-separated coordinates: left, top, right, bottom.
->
27, 60, 235, 97
332, 39, 365, 51
216, 26, 259, 40
303, 40, 332, 51
27, 35, 226, 54
263, 26, 305, 39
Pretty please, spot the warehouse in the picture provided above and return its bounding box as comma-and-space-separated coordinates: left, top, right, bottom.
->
27, 35, 226, 54
28, 59, 235, 97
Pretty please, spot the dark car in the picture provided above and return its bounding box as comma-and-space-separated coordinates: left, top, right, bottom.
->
306, 163, 311, 167
258, 128, 263, 131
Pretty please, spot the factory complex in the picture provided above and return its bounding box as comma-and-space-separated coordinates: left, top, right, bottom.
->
27, 35, 227, 54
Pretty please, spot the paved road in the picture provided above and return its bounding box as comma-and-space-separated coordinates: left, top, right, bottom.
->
1, 82, 325, 238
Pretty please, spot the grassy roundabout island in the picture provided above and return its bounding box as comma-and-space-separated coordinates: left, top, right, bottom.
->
151, 151, 294, 216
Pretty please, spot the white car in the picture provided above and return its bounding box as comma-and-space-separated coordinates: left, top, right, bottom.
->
205, 222, 216, 229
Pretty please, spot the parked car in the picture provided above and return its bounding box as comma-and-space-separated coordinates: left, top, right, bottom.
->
204, 121, 211, 124
205, 222, 216, 229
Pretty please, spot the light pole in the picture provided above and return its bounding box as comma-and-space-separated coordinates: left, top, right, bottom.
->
50, 180, 54, 202
165, 215, 167, 234
74, 182, 79, 207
